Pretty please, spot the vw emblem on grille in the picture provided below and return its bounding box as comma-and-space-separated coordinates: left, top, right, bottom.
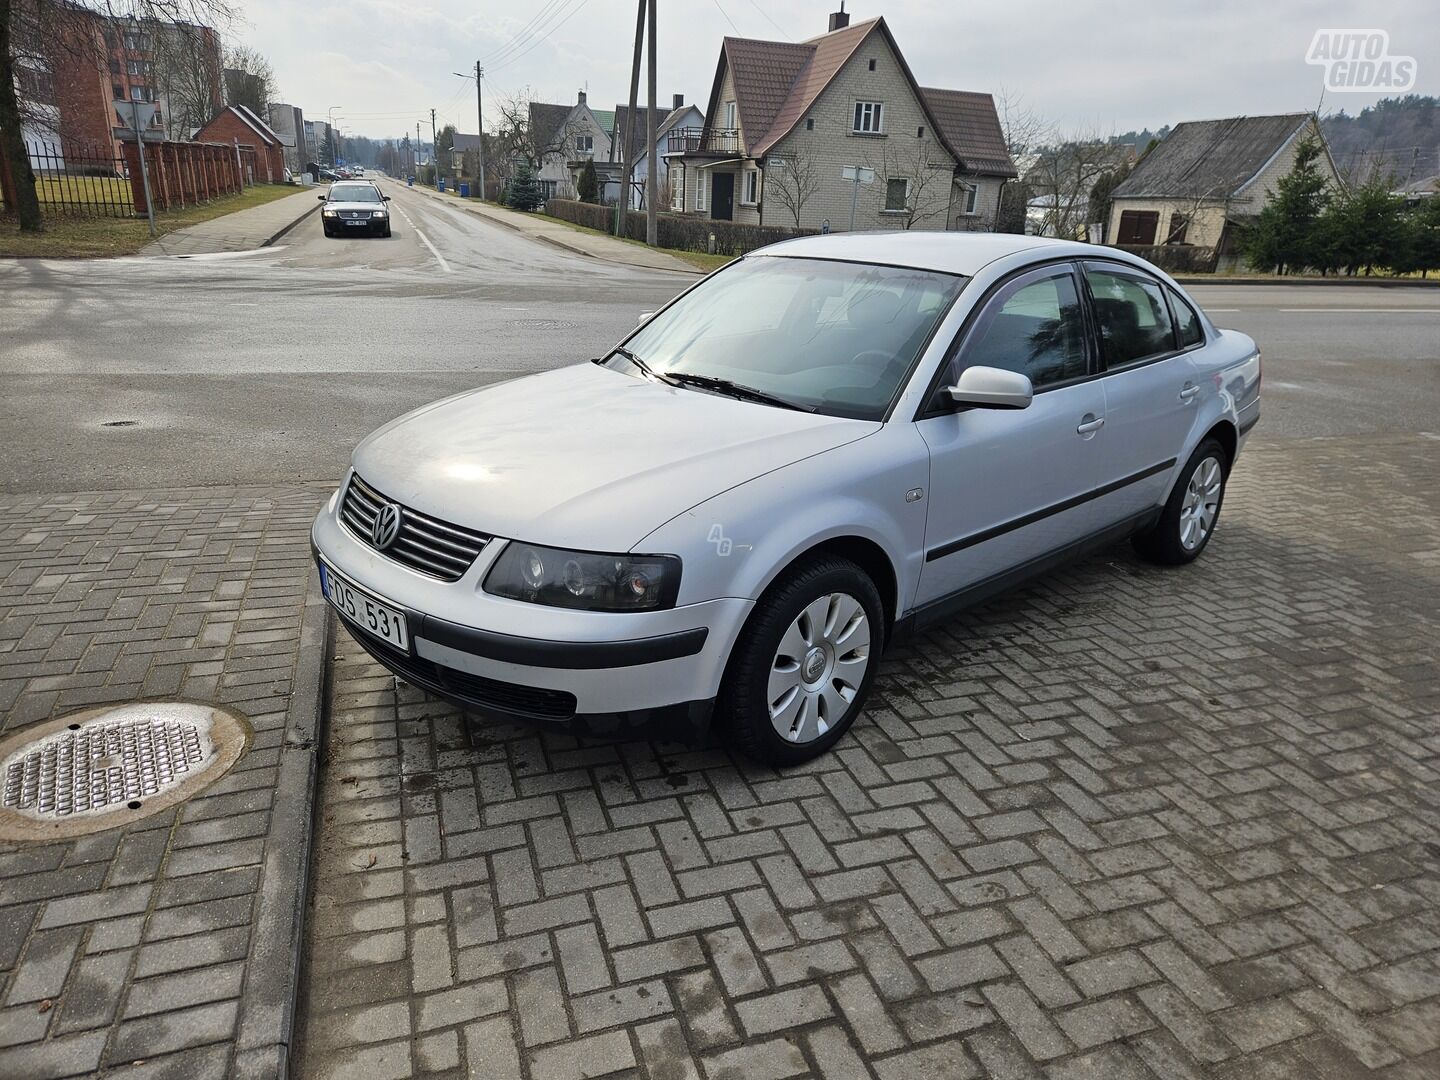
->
371, 504, 402, 550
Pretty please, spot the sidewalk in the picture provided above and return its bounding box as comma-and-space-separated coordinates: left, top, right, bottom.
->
407, 185, 700, 274
141, 189, 321, 257
0, 483, 332, 1079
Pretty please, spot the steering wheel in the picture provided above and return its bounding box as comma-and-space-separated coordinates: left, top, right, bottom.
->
849, 349, 903, 389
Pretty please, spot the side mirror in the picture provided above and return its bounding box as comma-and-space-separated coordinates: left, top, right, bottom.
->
317, 194, 326, 200
944, 365, 1033, 410
637, 311, 655, 325
383, 195, 392, 201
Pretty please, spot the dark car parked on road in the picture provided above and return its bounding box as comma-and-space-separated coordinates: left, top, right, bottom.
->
320, 181, 392, 238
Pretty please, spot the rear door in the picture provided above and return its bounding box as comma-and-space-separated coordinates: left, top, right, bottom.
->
915, 263, 1108, 606
1082, 261, 1200, 523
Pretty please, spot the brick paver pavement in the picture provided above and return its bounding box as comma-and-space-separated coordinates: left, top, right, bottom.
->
0, 484, 329, 1079
298, 433, 1440, 1080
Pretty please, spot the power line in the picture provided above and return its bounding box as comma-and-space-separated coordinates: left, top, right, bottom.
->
485, 0, 582, 69
488, 0, 594, 74
744, 0, 790, 39
709, 0, 737, 33
479, 0, 567, 66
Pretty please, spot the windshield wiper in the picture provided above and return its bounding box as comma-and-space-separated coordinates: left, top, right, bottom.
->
663, 371, 815, 412
607, 347, 670, 383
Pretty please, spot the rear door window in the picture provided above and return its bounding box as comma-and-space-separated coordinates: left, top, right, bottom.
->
1083, 263, 1176, 368
1168, 287, 1205, 348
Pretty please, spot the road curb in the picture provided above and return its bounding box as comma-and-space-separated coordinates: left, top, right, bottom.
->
1174, 274, 1440, 288
233, 566, 333, 1080
265, 199, 323, 247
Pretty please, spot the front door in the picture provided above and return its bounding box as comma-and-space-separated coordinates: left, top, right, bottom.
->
711, 171, 734, 221
916, 263, 1107, 607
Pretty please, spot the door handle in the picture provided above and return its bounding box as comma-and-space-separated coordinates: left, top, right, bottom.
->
1179, 384, 1200, 401
1076, 417, 1106, 434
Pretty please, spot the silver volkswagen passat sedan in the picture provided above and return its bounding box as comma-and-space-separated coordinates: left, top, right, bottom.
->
312, 233, 1260, 764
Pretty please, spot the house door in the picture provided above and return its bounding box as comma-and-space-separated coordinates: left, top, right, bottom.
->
711, 172, 734, 220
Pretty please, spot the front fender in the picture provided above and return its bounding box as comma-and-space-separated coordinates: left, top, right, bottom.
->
636, 425, 930, 614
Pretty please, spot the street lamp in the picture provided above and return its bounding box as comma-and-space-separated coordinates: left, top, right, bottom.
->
327, 105, 342, 166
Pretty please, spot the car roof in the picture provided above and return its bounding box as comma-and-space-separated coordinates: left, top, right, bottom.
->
754, 231, 1107, 277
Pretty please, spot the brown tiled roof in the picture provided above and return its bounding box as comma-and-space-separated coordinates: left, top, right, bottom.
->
1112, 113, 1312, 199
716, 36, 814, 154
749, 19, 879, 158
920, 89, 1016, 177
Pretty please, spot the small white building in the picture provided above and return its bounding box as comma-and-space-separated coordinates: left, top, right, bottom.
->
530, 91, 611, 201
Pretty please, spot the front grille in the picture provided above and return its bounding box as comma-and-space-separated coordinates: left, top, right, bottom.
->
340, 474, 491, 582
355, 634, 578, 721
340, 210, 370, 219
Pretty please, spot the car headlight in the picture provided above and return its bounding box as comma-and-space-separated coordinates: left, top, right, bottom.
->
372, 210, 388, 218
322, 209, 338, 217
484, 542, 680, 611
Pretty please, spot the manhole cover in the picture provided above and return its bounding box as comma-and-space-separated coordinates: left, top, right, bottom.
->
0, 702, 250, 842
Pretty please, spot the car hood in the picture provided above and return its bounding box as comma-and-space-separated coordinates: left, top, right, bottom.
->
352, 363, 879, 551
326, 200, 386, 211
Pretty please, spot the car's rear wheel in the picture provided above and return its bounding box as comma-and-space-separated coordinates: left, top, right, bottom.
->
722, 556, 883, 766
1133, 437, 1228, 565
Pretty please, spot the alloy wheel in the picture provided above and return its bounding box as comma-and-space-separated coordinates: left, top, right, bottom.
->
767, 592, 871, 743
1179, 455, 1223, 551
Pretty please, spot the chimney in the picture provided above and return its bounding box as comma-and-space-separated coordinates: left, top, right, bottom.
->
828, 3, 850, 32
672, 93, 684, 111
577, 90, 587, 105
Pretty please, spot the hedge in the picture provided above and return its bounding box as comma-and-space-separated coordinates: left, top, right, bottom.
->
545, 198, 815, 256
1110, 244, 1220, 274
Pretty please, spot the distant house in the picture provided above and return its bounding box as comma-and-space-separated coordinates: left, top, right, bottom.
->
529, 91, 611, 201
266, 103, 307, 175
193, 104, 287, 182
666, 9, 1015, 232
603, 95, 705, 209
1107, 112, 1343, 262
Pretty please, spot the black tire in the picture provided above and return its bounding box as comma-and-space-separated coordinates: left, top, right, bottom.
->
721, 556, 884, 767
383, 225, 392, 238
1132, 437, 1229, 565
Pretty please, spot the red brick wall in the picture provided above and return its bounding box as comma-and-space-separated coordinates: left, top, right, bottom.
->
192, 111, 286, 183
49, 19, 115, 155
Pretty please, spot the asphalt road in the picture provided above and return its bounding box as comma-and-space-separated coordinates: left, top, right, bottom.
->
1, 183, 1437, 493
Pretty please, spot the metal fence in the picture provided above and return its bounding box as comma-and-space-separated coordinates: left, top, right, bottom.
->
7, 140, 137, 218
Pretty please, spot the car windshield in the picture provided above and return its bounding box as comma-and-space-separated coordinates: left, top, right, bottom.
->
604, 256, 966, 419
330, 184, 381, 203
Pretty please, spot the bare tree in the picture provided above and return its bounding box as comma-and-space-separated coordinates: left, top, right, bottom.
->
1024, 131, 1128, 239
3, 0, 235, 232
766, 137, 822, 229
491, 89, 592, 200
867, 137, 952, 231
150, 20, 222, 139
221, 42, 274, 115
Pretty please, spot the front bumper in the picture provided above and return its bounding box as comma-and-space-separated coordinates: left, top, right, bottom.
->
324, 213, 388, 234
311, 486, 752, 735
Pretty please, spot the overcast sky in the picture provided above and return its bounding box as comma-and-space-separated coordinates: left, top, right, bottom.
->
240, 0, 1439, 141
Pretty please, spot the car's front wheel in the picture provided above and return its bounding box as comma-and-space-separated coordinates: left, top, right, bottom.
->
722, 556, 883, 766
1133, 437, 1228, 565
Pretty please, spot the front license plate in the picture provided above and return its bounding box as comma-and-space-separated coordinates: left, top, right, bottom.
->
320, 563, 408, 650
345, 219, 367, 226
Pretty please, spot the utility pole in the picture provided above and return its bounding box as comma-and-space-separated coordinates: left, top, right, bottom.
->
417, 122, 422, 176
645, 0, 658, 246
474, 63, 486, 200
430, 108, 438, 186
617, 0, 645, 236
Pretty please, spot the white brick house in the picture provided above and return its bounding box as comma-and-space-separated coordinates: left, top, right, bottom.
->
666, 10, 1016, 233
530, 92, 611, 202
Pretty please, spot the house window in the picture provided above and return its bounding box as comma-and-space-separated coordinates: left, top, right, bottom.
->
695, 170, 706, 211
723, 101, 736, 129
112, 84, 124, 101
961, 183, 978, 215
130, 85, 145, 101
1116, 209, 1159, 245
575, 135, 593, 155
672, 164, 684, 210
852, 101, 884, 134
742, 168, 758, 205
917, 126, 924, 138
806, 118, 814, 131
1165, 213, 1189, 244
884, 178, 909, 212
868, 58, 876, 71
